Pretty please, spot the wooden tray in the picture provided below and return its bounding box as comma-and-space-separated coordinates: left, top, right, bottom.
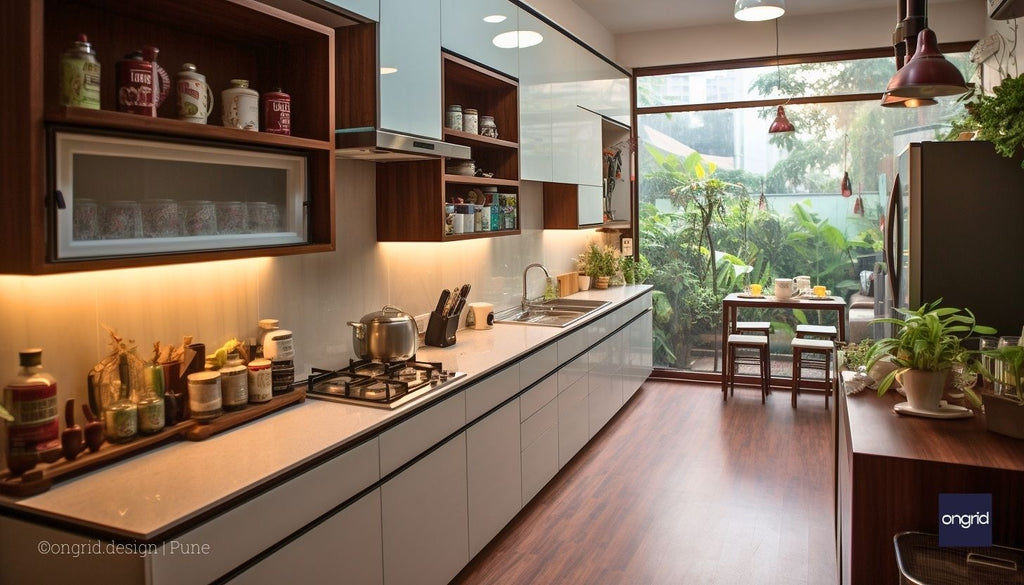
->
0, 389, 305, 497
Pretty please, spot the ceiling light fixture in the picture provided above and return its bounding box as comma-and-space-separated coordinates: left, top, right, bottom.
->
768, 19, 794, 134
483, 14, 507, 23
885, 28, 968, 99
380, 66, 398, 75
493, 30, 543, 49
734, 0, 785, 22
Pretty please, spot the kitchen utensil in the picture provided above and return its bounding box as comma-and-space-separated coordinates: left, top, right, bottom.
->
450, 284, 471, 317
81, 404, 104, 453
347, 305, 418, 362
435, 289, 451, 315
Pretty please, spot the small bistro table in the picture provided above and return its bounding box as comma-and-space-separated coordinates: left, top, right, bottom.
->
720, 293, 848, 397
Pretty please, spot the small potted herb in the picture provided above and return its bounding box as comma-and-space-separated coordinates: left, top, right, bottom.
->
946, 74, 1024, 167
620, 254, 653, 285
584, 243, 618, 289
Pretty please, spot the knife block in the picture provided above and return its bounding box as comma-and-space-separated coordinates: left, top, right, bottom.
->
424, 310, 459, 348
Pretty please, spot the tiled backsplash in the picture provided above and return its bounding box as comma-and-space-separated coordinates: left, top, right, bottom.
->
0, 159, 607, 418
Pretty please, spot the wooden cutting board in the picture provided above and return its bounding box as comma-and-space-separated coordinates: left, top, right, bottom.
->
557, 272, 579, 297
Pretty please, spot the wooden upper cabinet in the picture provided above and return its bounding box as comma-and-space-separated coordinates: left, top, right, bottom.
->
0, 0, 336, 274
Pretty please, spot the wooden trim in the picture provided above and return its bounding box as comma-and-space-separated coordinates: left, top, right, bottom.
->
638, 92, 884, 115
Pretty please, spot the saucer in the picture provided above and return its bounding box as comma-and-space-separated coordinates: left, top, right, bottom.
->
737, 294, 765, 299
893, 400, 974, 419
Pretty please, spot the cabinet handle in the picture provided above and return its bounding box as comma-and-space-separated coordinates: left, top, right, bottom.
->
54, 190, 66, 210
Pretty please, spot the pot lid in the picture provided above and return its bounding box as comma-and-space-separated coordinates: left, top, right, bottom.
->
362, 305, 414, 324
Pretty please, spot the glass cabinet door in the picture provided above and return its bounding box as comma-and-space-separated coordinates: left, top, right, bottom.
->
52, 131, 308, 261
379, 0, 441, 139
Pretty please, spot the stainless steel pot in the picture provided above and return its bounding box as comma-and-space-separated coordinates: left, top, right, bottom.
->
347, 305, 418, 362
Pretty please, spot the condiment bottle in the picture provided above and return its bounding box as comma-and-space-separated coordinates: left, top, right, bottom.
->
136, 364, 165, 435
60, 34, 101, 109
187, 371, 222, 422
2, 349, 61, 474
104, 380, 138, 443
219, 351, 248, 411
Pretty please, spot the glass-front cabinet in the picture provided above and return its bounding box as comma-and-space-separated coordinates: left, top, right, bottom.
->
441, 0, 518, 78
52, 131, 309, 261
380, 0, 442, 139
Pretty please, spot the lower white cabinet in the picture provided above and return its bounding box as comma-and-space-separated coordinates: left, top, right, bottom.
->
624, 310, 653, 400
557, 373, 589, 468
382, 434, 469, 585
467, 400, 522, 557
229, 489, 383, 585
588, 338, 623, 436
521, 375, 559, 504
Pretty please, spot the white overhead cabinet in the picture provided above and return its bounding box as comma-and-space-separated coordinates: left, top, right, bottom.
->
518, 7, 556, 183
322, 0, 379, 21
380, 0, 442, 138
441, 0, 518, 77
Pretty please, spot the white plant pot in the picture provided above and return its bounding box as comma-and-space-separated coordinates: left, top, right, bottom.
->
578, 275, 591, 291
897, 368, 948, 411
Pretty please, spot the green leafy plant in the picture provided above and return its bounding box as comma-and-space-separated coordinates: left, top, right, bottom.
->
948, 74, 1024, 168
839, 338, 874, 370
981, 344, 1024, 404
584, 243, 618, 278
865, 299, 996, 397
620, 254, 654, 284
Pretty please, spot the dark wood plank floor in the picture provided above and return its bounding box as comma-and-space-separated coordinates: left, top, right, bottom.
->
451, 380, 837, 585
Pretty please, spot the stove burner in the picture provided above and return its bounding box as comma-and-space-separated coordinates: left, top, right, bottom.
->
307, 358, 462, 409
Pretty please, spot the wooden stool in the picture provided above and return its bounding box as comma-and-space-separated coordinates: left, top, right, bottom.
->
795, 324, 838, 340
735, 321, 771, 338
791, 338, 834, 409
725, 334, 770, 404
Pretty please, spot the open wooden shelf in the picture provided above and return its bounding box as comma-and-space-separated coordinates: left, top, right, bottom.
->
444, 175, 519, 187
442, 128, 518, 150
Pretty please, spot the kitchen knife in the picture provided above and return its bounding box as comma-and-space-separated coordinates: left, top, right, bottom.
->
450, 283, 471, 317
435, 289, 451, 315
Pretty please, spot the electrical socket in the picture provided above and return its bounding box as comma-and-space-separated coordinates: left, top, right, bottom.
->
414, 313, 430, 334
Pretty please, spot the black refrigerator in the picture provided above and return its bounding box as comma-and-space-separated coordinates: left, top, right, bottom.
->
884, 140, 1024, 336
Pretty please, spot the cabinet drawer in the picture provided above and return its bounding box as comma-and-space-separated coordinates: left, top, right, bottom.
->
380, 393, 466, 476
521, 396, 557, 451
557, 328, 589, 364
521, 424, 558, 504
149, 439, 380, 585
520, 346, 557, 388
557, 353, 589, 392
520, 373, 557, 422
557, 376, 590, 468
466, 365, 519, 422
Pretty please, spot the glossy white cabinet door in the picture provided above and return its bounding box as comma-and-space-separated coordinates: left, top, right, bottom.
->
578, 184, 604, 226
467, 400, 522, 558
441, 0, 517, 77
380, 0, 442, 139
322, 0, 379, 21
557, 373, 589, 468
549, 36, 582, 185
588, 337, 622, 436
229, 490, 383, 585
382, 434, 469, 585
576, 55, 631, 125
517, 7, 553, 182
577, 107, 603, 188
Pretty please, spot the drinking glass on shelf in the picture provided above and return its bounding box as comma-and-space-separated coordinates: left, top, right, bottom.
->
73, 198, 99, 241
141, 199, 180, 238
179, 200, 217, 236
100, 200, 143, 239
994, 336, 1022, 395
979, 336, 999, 390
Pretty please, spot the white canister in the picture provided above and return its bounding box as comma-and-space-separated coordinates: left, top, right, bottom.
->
468, 302, 494, 330
262, 329, 294, 360
222, 79, 259, 131
176, 63, 214, 123
247, 359, 273, 403
774, 278, 794, 299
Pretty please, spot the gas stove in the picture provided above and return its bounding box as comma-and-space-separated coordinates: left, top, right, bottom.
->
307, 358, 464, 409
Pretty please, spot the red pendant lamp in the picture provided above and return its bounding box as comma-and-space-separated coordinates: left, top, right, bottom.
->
886, 28, 968, 98
758, 180, 768, 211
768, 19, 795, 134
840, 135, 853, 197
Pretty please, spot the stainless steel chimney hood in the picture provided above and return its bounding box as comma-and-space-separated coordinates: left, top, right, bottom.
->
335, 127, 471, 161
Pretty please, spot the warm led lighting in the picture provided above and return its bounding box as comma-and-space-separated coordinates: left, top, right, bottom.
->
493, 30, 543, 49
734, 0, 785, 22
483, 14, 507, 23
380, 66, 398, 75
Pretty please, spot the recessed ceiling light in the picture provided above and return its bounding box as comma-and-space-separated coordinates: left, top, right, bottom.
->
380, 66, 398, 75
483, 14, 507, 23
734, 0, 785, 22
493, 30, 543, 49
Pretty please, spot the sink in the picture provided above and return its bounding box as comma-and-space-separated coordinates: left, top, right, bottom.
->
493, 299, 610, 328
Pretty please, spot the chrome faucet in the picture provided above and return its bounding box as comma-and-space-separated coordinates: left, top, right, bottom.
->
522, 263, 550, 310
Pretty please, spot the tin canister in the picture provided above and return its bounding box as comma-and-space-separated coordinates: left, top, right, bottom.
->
222, 79, 259, 131
117, 47, 169, 117
263, 88, 291, 135
176, 63, 214, 124
60, 34, 101, 109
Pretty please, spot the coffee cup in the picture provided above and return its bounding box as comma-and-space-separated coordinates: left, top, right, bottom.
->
774, 278, 794, 299
469, 302, 494, 330
813, 285, 827, 297
749, 283, 763, 296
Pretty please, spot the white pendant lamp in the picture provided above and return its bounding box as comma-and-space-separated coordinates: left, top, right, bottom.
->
735, 0, 785, 22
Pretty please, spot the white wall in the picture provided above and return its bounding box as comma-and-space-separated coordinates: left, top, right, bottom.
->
615, 1, 987, 68
0, 160, 603, 458
982, 15, 1022, 88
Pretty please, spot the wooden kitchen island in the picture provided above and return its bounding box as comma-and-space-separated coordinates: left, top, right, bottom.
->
836, 373, 1024, 585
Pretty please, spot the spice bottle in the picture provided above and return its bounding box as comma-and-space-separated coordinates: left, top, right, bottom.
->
3, 349, 61, 474
219, 351, 248, 411
60, 34, 101, 109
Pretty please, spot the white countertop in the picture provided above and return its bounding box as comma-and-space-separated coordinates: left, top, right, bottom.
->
0, 285, 651, 541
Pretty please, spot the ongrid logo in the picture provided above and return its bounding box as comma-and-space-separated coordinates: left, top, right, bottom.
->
939, 493, 992, 547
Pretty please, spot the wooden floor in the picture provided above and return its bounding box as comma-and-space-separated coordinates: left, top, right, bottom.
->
451, 380, 837, 585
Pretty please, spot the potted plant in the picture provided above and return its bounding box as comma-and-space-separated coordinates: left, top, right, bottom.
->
572, 252, 591, 291
946, 73, 1024, 167
584, 243, 618, 289
980, 344, 1024, 438
620, 254, 653, 285
866, 299, 995, 411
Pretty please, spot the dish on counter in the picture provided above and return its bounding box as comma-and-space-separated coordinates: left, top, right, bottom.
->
893, 400, 974, 419
736, 293, 765, 299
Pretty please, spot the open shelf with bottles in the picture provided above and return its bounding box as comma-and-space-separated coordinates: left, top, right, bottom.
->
1, 0, 336, 274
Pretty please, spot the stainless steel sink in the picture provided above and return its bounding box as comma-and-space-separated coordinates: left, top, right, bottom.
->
493, 299, 610, 327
